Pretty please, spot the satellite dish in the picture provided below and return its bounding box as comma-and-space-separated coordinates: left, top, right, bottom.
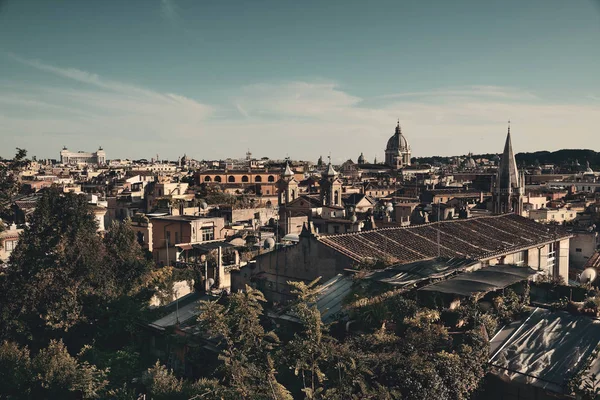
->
580, 268, 597, 284
386, 204, 394, 213
207, 278, 215, 288
350, 215, 358, 223
199, 200, 208, 210
264, 237, 275, 249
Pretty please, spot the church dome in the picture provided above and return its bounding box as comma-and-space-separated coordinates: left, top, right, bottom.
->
386, 122, 409, 151
357, 152, 365, 164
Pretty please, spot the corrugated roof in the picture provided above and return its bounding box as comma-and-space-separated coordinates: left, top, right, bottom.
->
315, 274, 354, 323
419, 265, 537, 296
364, 257, 477, 288
490, 308, 600, 394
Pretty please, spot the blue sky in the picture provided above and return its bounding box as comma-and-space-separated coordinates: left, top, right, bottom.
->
1, 0, 599, 161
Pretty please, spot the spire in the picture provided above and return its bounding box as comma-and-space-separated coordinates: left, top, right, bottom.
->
324, 160, 338, 178
498, 124, 519, 189
282, 161, 294, 178
396, 120, 401, 134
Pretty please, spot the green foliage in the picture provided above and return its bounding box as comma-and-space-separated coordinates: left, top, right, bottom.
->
142, 362, 227, 400
198, 286, 292, 399
0, 148, 29, 221
0, 190, 157, 349
492, 289, 527, 324
348, 288, 418, 331
0, 189, 106, 341
0, 340, 108, 399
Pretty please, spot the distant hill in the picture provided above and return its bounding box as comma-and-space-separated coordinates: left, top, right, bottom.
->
413, 149, 600, 169
514, 149, 599, 168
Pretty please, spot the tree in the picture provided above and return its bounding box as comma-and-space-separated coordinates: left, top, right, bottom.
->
0, 189, 105, 344
0, 340, 108, 399
197, 286, 292, 399
142, 362, 226, 400
0, 189, 156, 351
0, 148, 28, 227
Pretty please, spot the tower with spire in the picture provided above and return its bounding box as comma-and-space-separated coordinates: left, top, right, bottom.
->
493, 122, 524, 215
277, 161, 298, 207
385, 120, 411, 169
320, 157, 343, 206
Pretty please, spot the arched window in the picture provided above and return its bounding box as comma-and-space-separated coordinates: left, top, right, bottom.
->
242, 176, 249, 183
291, 189, 296, 200
204, 176, 211, 182
268, 175, 275, 182
214, 176, 222, 182
255, 175, 262, 182
228, 176, 235, 183
334, 190, 339, 205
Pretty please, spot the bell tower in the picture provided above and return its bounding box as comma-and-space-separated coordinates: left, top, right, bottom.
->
320, 158, 343, 206
277, 162, 298, 207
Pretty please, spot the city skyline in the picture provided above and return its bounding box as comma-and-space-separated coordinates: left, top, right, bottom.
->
1, 0, 600, 161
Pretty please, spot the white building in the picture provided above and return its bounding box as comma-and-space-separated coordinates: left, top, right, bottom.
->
60, 146, 106, 165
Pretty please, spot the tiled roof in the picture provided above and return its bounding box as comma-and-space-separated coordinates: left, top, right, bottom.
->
318, 214, 571, 264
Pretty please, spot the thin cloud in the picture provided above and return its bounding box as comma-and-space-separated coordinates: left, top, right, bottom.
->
160, 0, 182, 25
376, 86, 538, 101
6, 53, 212, 116
2, 64, 599, 160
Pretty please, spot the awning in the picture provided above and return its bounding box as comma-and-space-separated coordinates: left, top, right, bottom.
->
176, 243, 193, 251
191, 241, 234, 252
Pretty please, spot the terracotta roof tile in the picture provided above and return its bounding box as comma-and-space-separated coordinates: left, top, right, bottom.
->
318, 214, 570, 264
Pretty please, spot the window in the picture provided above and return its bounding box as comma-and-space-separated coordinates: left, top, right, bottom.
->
547, 242, 556, 269
513, 251, 525, 266
242, 176, 249, 183
576, 248, 582, 253
201, 227, 214, 241
214, 176, 222, 182
333, 226, 340, 234
4, 240, 16, 252
166, 231, 171, 244
268, 175, 275, 182
255, 176, 262, 182
204, 176, 211, 182
175, 231, 179, 244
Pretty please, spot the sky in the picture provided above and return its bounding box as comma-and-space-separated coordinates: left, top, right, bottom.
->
1, 0, 599, 162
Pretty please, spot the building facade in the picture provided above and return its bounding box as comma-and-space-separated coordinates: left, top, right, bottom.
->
60, 146, 107, 165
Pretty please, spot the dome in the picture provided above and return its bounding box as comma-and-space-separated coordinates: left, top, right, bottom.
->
357, 152, 365, 164
386, 122, 409, 151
